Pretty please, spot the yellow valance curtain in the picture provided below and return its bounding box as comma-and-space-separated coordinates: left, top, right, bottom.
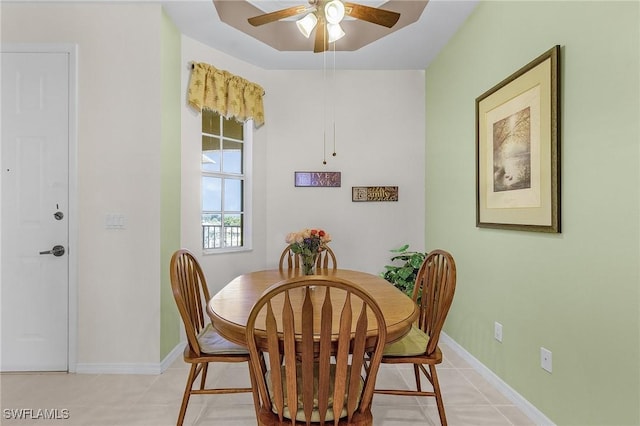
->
188, 62, 265, 127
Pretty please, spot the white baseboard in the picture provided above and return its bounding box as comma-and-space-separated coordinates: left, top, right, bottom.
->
75, 342, 185, 375
75, 362, 163, 375
160, 341, 185, 372
440, 333, 555, 426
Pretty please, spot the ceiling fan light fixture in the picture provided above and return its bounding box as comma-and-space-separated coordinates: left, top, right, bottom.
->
327, 23, 345, 43
296, 13, 318, 38
324, 0, 345, 24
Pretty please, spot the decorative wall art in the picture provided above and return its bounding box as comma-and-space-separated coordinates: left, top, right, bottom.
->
294, 172, 341, 187
352, 186, 398, 202
476, 45, 561, 233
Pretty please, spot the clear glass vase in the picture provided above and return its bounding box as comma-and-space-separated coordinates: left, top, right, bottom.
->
302, 253, 318, 275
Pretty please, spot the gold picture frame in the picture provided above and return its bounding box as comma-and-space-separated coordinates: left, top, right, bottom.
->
476, 45, 560, 233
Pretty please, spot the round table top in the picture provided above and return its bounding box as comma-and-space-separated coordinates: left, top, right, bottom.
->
207, 268, 418, 347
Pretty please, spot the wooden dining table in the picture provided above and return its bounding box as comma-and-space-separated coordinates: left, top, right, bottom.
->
207, 268, 418, 347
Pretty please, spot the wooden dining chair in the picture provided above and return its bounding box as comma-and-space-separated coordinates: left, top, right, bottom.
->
170, 249, 259, 426
278, 245, 337, 271
373, 249, 457, 426
246, 275, 387, 426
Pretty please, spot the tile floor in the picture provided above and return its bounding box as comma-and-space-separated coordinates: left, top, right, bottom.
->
1, 343, 535, 426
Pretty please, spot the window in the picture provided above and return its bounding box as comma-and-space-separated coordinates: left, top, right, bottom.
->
201, 110, 251, 251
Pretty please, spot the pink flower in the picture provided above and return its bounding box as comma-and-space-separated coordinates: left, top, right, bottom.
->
285, 232, 297, 244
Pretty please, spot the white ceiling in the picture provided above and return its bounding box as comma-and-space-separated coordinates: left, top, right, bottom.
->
161, 0, 479, 70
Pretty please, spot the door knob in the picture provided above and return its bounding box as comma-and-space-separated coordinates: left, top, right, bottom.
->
39, 245, 65, 257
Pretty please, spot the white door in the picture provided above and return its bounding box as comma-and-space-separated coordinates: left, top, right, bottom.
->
1, 51, 70, 371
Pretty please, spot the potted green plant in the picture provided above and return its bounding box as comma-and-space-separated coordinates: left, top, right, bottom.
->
380, 244, 427, 297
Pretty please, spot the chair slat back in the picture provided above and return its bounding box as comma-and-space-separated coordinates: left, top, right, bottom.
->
412, 250, 457, 356
246, 276, 386, 425
278, 246, 338, 271
170, 249, 211, 356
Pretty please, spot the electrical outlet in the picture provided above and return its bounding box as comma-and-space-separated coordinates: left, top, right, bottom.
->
494, 322, 503, 342
541, 347, 552, 373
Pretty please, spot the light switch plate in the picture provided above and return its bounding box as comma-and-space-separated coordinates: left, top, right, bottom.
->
541, 347, 552, 373
494, 322, 503, 342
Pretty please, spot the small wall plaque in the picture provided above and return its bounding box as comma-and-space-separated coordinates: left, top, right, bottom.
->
352, 186, 398, 202
294, 172, 341, 187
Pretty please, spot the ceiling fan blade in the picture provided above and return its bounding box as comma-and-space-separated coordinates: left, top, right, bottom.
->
313, 20, 328, 53
248, 5, 310, 26
343, 2, 400, 28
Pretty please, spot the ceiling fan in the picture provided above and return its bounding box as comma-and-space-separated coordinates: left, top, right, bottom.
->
247, 0, 401, 53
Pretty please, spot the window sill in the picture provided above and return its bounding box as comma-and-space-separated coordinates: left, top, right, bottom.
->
202, 246, 253, 255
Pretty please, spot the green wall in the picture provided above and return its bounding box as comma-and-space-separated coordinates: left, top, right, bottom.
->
160, 10, 182, 360
425, 1, 639, 425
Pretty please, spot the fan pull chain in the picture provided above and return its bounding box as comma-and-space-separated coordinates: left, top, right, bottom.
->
332, 41, 337, 158
322, 25, 328, 165
323, 130, 327, 165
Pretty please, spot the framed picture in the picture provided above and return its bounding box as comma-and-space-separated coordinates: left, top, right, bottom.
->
352, 186, 398, 202
476, 45, 561, 233
294, 171, 341, 187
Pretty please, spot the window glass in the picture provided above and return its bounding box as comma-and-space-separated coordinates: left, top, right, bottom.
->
224, 118, 243, 140
223, 213, 243, 247
202, 136, 221, 173
222, 140, 243, 174
202, 176, 221, 211
202, 110, 220, 135
202, 213, 222, 250
224, 178, 243, 212
200, 110, 250, 251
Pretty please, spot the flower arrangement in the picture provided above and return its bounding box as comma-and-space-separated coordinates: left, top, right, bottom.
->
285, 228, 332, 275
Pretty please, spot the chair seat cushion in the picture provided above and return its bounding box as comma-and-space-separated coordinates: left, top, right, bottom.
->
197, 323, 248, 354
266, 363, 364, 422
383, 325, 429, 356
